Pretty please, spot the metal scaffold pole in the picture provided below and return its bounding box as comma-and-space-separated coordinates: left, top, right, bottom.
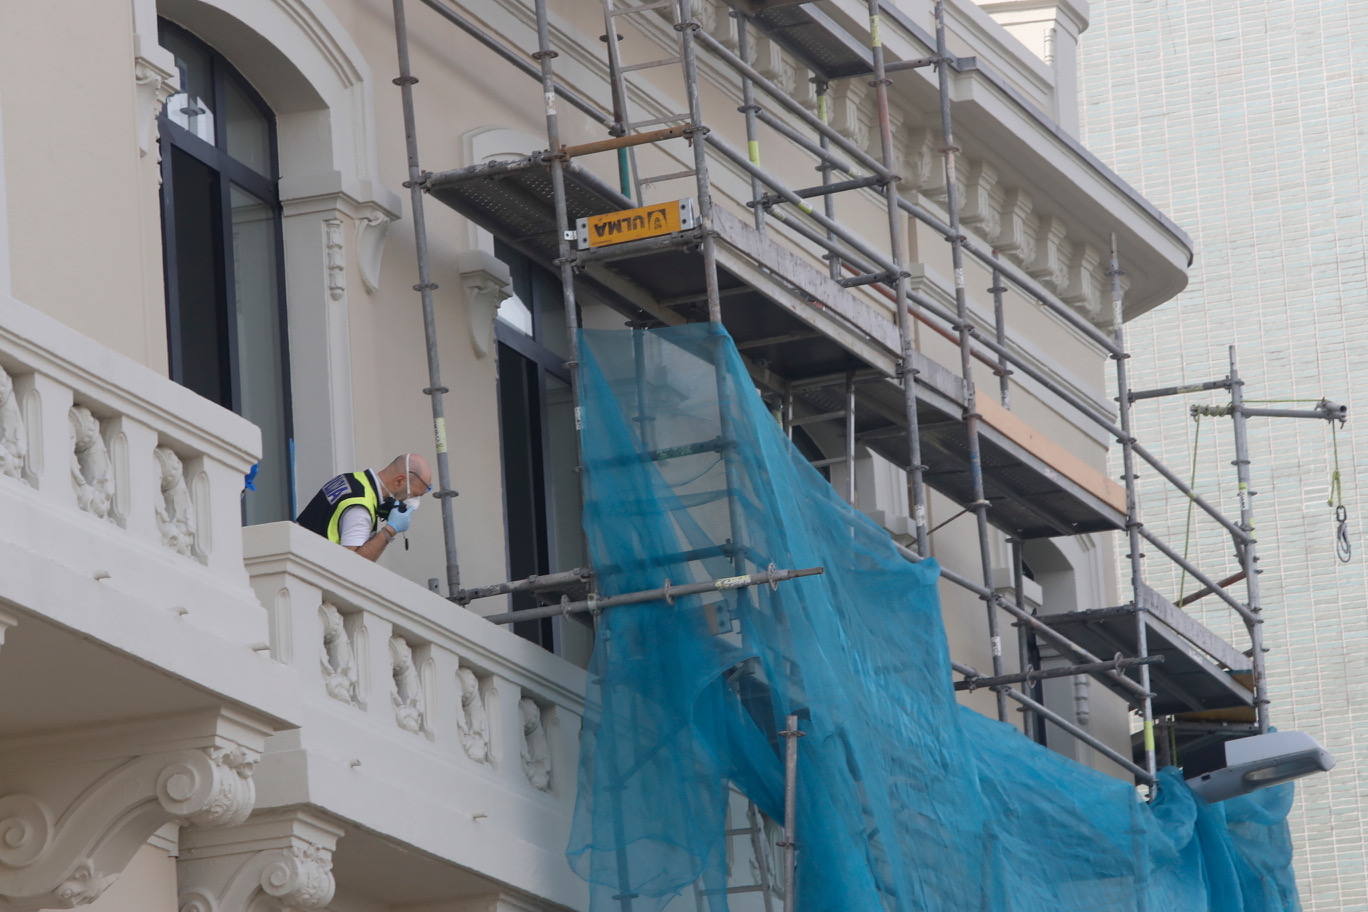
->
1227, 345, 1271, 733
780, 713, 802, 912
865, 0, 929, 556
391, 0, 462, 596
734, 11, 765, 233
933, 0, 1007, 721
1108, 234, 1158, 782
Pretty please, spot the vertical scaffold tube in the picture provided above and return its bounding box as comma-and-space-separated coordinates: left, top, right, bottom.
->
531, 0, 586, 475
1108, 234, 1158, 783
816, 80, 840, 281
781, 713, 801, 912
933, 0, 1007, 721
1228, 346, 1271, 733
391, 0, 462, 596
532, 2, 632, 904
678, 0, 752, 590
990, 254, 1011, 408
866, 0, 929, 555
677, 0, 722, 323
1010, 537, 1037, 738
845, 372, 857, 505
735, 12, 765, 233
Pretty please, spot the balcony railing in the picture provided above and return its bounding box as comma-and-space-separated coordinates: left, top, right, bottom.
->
243, 521, 586, 899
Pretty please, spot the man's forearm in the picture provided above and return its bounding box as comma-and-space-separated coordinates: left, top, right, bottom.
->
349, 525, 395, 562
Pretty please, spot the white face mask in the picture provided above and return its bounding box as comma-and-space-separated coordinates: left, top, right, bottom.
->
400, 454, 423, 514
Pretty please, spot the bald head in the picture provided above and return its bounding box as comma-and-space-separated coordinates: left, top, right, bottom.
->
378, 453, 433, 500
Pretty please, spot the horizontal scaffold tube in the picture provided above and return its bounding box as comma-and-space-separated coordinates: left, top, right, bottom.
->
483, 566, 825, 624
456, 567, 593, 604
693, 27, 1125, 358
1135, 527, 1256, 624
417, 0, 613, 129
1005, 688, 1154, 784
952, 660, 1154, 782
901, 283, 1253, 547
953, 654, 1164, 691
903, 545, 1151, 701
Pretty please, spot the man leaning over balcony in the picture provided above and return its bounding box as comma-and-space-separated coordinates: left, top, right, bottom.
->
296, 453, 432, 561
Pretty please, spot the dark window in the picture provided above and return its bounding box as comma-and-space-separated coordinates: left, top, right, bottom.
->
158, 20, 294, 524
494, 241, 586, 653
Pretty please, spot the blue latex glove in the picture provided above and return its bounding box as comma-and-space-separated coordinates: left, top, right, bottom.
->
385, 502, 413, 534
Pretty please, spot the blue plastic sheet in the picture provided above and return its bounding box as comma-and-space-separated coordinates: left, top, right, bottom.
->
566, 323, 1298, 911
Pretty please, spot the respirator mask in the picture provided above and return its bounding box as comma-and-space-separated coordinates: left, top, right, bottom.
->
378, 455, 424, 519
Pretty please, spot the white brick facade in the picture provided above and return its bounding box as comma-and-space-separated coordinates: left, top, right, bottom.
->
1080, 3, 1368, 907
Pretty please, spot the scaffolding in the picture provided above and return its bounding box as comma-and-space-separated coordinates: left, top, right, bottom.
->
385, 0, 1340, 906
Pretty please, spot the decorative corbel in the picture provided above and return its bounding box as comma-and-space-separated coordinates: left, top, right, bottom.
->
354, 206, 397, 295
456, 250, 512, 359
178, 809, 344, 912
1062, 242, 1105, 319
0, 717, 265, 912
134, 56, 178, 159
1027, 216, 1070, 292
960, 160, 1002, 242
993, 187, 1034, 258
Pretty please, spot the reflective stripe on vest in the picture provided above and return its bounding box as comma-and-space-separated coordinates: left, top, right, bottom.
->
325, 471, 380, 544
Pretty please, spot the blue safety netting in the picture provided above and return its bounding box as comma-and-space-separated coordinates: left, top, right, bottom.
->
566, 323, 1299, 912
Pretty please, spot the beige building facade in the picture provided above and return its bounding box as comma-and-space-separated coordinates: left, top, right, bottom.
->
0, 1, 1244, 910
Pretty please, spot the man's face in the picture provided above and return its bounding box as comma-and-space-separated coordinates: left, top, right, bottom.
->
401, 455, 432, 500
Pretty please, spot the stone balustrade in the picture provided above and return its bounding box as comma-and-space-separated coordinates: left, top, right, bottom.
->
243, 521, 587, 902
0, 292, 267, 647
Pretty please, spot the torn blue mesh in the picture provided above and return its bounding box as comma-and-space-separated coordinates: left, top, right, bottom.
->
566, 323, 1299, 912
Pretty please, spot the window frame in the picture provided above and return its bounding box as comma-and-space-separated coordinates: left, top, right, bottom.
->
157, 19, 296, 516
493, 242, 584, 653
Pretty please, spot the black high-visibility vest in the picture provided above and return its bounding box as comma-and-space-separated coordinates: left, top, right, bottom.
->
296, 471, 383, 544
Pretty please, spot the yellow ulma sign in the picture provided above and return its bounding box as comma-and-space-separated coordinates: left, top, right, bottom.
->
576, 198, 698, 250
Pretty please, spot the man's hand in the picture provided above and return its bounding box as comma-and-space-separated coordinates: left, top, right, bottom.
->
386, 503, 413, 534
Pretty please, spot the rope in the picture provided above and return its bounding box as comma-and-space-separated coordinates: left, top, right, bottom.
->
1329, 421, 1351, 563
1176, 413, 1202, 602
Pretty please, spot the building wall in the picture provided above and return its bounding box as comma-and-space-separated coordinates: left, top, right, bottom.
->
1079, 2, 1368, 908
0, 0, 1200, 908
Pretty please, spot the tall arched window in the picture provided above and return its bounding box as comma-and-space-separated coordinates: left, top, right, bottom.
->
157, 19, 294, 524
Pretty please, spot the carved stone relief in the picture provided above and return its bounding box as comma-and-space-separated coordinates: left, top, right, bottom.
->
155, 446, 196, 556
319, 603, 360, 707
518, 697, 552, 792
324, 218, 345, 302
177, 810, 341, 912
389, 636, 428, 734
456, 666, 492, 764
0, 743, 259, 910
0, 363, 28, 481
69, 405, 115, 520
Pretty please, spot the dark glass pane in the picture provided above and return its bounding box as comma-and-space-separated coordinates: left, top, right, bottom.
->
230, 186, 290, 523
169, 146, 230, 406
498, 343, 554, 650
223, 77, 272, 176
159, 25, 215, 144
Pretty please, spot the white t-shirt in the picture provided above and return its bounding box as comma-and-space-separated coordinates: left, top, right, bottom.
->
338, 469, 387, 547
338, 504, 375, 547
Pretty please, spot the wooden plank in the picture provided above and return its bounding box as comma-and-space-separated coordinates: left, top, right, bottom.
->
977, 396, 1126, 515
